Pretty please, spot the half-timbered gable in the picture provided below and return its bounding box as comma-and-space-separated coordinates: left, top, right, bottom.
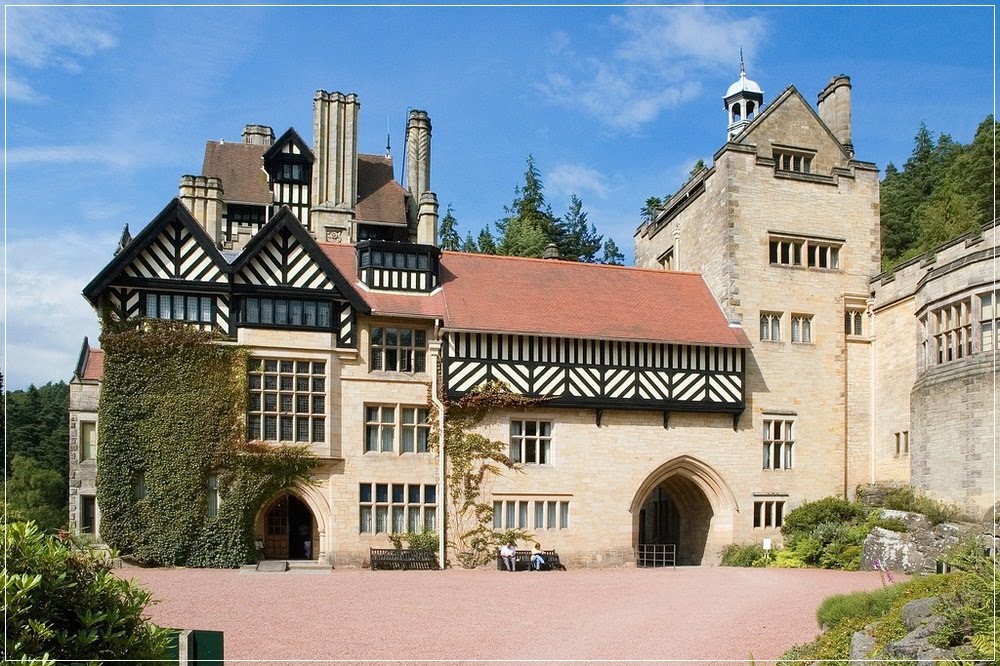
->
82, 199, 233, 333
230, 208, 368, 347
264, 128, 314, 231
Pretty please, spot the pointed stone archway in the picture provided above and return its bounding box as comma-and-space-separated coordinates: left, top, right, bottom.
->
256, 483, 330, 562
630, 455, 738, 565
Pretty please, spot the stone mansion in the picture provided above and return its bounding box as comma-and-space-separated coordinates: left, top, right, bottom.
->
69, 66, 997, 567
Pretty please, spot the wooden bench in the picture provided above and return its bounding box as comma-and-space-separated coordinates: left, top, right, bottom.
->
497, 549, 565, 571
370, 548, 438, 570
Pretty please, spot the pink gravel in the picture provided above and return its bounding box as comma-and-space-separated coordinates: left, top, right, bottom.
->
119, 566, 885, 664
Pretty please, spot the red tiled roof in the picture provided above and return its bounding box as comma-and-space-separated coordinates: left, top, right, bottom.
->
321, 243, 748, 348
438, 253, 750, 347
202, 141, 272, 205
82, 348, 105, 381
355, 154, 408, 225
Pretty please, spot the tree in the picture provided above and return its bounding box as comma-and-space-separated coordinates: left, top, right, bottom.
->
689, 158, 707, 178
477, 227, 498, 255
4, 521, 171, 662
561, 195, 603, 262
495, 155, 564, 258
640, 196, 663, 225
601, 238, 624, 266
438, 204, 461, 251
6, 454, 66, 532
460, 232, 478, 253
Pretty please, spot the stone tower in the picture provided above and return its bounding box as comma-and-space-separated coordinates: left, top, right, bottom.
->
723, 54, 764, 139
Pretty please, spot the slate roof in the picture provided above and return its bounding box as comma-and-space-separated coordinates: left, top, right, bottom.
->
355, 154, 408, 225
202, 141, 272, 204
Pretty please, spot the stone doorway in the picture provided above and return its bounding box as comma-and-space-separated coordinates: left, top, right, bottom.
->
632, 455, 737, 566
264, 493, 315, 560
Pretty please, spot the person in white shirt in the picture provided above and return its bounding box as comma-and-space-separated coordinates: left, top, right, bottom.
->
499, 541, 517, 571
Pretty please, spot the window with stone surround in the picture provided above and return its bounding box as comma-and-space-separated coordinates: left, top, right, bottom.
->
80, 496, 96, 534
509, 420, 552, 465
774, 150, 813, 174
359, 482, 437, 534
845, 309, 865, 337
753, 499, 785, 528
927, 299, 973, 365
894, 431, 909, 457
248, 359, 326, 443
80, 421, 97, 461
493, 498, 570, 530
364, 404, 431, 454
759, 312, 782, 341
791, 315, 813, 343
370, 327, 428, 373
762, 418, 794, 470
769, 234, 841, 270
658, 247, 675, 271
980, 291, 997, 353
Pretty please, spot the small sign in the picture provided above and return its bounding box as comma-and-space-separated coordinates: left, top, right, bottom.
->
762, 538, 772, 551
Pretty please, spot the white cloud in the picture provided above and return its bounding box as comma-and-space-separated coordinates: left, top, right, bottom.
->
537, 6, 767, 132
4, 77, 45, 104
547, 163, 611, 199
4, 230, 115, 389
5, 145, 135, 167
5, 7, 116, 70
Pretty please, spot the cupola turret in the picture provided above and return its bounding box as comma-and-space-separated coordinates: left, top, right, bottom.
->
723, 52, 763, 140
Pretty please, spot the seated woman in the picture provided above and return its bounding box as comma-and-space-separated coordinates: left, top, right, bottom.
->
530, 542, 546, 571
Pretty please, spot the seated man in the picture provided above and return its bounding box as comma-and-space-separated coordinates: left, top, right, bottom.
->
499, 541, 516, 571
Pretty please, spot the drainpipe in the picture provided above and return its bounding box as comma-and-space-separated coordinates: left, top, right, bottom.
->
867, 298, 877, 486
430, 319, 446, 570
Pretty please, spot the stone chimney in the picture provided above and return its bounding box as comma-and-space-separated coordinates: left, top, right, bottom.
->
311, 90, 359, 242
818, 75, 853, 157
405, 110, 432, 202
542, 243, 560, 260
416, 192, 439, 246
242, 124, 275, 146
179, 175, 224, 242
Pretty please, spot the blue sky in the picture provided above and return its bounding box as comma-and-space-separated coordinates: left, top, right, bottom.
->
3, 4, 995, 390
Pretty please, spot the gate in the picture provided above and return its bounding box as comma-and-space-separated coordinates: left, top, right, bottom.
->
636, 543, 677, 569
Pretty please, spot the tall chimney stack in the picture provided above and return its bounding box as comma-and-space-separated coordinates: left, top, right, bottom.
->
405, 110, 434, 244
817, 75, 853, 158
311, 90, 359, 242
179, 175, 224, 243
242, 124, 275, 146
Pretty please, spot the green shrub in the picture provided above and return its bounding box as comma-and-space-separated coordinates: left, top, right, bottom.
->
874, 486, 968, 524
782, 497, 870, 544
4, 521, 170, 662
771, 549, 807, 568
931, 540, 997, 659
388, 531, 439, 552
719, 542, 768, 567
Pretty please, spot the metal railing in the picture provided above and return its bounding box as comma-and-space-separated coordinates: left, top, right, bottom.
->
636, 543, 677, 569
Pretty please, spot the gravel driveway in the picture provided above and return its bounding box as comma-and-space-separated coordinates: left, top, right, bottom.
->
120, 565, 883, 664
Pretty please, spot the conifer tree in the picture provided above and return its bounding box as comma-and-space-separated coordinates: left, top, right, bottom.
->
460, 232, 478, 253
477, 227, 498, 255
438, 204, 461, 251
562, 195, 603, 262
601, 238, 624, 266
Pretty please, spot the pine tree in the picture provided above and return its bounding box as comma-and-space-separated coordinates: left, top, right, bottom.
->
561, 195, 603, 262
477, 227, 498, 255
438, 204, 461, 251
601, 238, 624, 266
496, 155, 565, 257
640, 197, 663, 225
460, 233, 478, 253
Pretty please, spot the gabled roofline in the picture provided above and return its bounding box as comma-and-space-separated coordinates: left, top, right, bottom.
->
264, 127, 315, 163
72, 337, 90, 382
730, 85, 851, 161
82, 198, 231, 303
230, 206, 370, 314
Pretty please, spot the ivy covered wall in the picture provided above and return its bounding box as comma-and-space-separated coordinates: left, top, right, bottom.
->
96, 323, 316, 567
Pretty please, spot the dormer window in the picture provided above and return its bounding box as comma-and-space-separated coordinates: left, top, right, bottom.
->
278, 162, 307, 183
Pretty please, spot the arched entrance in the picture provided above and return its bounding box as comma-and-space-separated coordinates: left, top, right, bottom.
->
263, 493, 316, 560
631, 455, 738, 566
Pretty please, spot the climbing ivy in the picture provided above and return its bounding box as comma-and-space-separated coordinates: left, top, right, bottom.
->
434, 380, 539, 568
96, 321, 317, 567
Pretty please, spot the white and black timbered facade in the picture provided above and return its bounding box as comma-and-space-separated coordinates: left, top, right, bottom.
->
83, 201, 367, 349
264, 128, 313, 232
442, 332, 745, 415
